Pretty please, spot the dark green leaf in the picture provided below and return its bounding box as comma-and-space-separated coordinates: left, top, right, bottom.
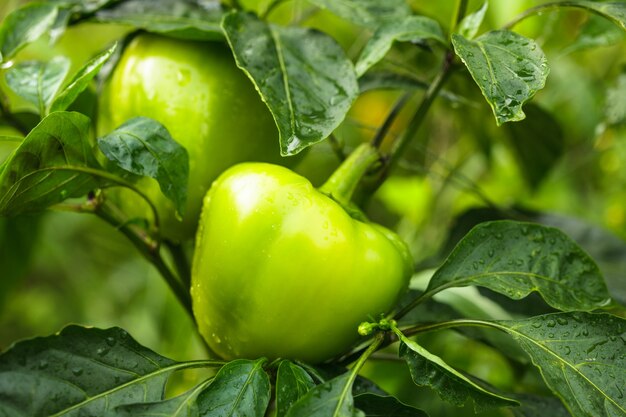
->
5, 56, 70, 116
511, 394, 571, 417
0, 215, 41, 308
504, 103, 564, 189
452, 31, 549, 125
50, 0, 118, 14
426, 220, 612, 311
0, 325, 176, 416
277, 361, 315, 417
97, 116, 189, 215
0, 3, 58, 61
50, 43, 117, 113
285, 372, 364, 417
222, 11, 358, 156
497, 312, 626, 417
0, 112, 102, 216
397, 333, 517, 412
94, 0, 224, 41
110, 378, 214, 416
195, 359, 271, 417
457, 1, 488, 39
306, 0, 412, 27
606, 71, 626, 126
355, 16, 445, 77
353, 393, 429, 417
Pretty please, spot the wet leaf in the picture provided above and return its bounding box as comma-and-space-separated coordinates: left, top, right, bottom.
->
0, 112, 102, 216
195, 359, 271, 417
397, 332, 518, 412
50, 43, 117, 113
222, 11, 358, 156
5, 56, 70, 116
0, 325, 176, 416
285, 372, 364, 417
94, 0, 224, 41
98, 117, 189, 215
306, 0, 411, 27
426, 221, 612, 311
452, 31, 549, 125
0, 3, 58, 61
276, 361, 315, 417
497, 312, 626, 417
355, 16, 445, 77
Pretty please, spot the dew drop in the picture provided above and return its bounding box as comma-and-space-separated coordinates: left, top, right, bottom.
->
72, 367, 83, 376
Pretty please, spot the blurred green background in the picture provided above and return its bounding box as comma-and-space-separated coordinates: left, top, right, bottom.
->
1, 1, 625, 416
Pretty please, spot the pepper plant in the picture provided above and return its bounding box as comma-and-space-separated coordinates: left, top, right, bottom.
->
0, 1, 625, 416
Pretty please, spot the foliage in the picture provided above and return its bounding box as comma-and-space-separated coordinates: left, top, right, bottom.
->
1, 1, 626, 417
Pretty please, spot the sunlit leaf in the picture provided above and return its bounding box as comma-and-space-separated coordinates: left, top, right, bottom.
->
497, 312, 626, 417
0, 3, 58, 61
397, 332, 518, 412
222, 11, 358, 156
98, 117, 189, 215
426, 221, 612, 311
50, 43, 117, 113
457, 1, 488, 39
452, 31, 549, 125
355, 16, 445, 77
5, 56, 70, 116
0, 325, 176, 416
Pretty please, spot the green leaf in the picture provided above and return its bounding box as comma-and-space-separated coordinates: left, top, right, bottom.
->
606, 71, 626, 126
222, 11, 358, 156
306, 0, 412, 27
110, 379, 214, 416
94, 0, 224, 41
452, 31, 549, 125
0, 112, 102, 216
0, 325, 176, 416
5, 56, 70, 116
195, 359, 271, 417
397, 332, 518, 412
0, 3, 58, 61
353, 393, 429, 417
50, 43, 117, 113
276, 361, 315, 417
457, 1, 488, 39
504, 103, 564, 189
97, 117, 189, 215
285, 372, 364, 417
426, 220, 612, 311
355, 16, 445, 77
496, 312, 626, 417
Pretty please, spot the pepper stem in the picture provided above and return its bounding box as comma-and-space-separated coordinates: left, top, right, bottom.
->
318, 142, 380, 208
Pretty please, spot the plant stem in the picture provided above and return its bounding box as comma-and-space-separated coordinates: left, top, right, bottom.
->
165, 240, 192, 290
95, 198, 194, 320
346, 332, 384, 381
370, 92, 412, 149
319, 142, 380, 208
